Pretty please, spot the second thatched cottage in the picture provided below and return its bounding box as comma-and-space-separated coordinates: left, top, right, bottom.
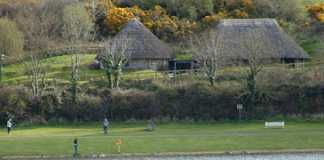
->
215, 19, 310, 63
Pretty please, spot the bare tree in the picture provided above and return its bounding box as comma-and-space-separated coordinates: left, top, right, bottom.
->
101, 35, 132, 89
70, 54, 80, 103
14, 4, 51, 52
39, 0, 80, 39
62, 3, 93, 102
62, 3, 93, 44
14, 5, 51, 97
28, 53, 47, 97
24, 53, 47, 98
237, 28, 275, 105
191, 30, 225, 86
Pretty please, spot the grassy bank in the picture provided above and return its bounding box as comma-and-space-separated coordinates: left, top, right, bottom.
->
1, 122, 324, 156
3, 53, 323, 85
2, 54, 164, 85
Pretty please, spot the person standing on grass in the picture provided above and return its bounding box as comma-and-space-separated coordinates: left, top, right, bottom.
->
7, 118, 12, 135
103, 117, 109, 135
145, 119, 156, 132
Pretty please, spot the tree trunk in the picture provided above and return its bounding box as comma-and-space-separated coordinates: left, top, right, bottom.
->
106, 70, 113, 89
71, 80, 77, 104
0, 60, 3, 82
114, 69, 121, 89
208, 76, 215, 86
70, 54, 79, 104
32, 72, 39, 97
247, 72, 257, 104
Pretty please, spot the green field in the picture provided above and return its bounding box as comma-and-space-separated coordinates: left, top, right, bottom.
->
2, 54, 165, 85
1, 122, 324, 157
3, 52, 323, 86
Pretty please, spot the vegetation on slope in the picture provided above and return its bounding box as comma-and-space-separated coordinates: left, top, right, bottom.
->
0, 0, 324, 124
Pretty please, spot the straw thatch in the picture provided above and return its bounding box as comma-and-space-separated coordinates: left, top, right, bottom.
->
216, 19, 309, 61
115, 19, 172, 60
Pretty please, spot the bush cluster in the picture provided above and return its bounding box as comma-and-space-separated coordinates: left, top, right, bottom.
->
1, 77, 324, 125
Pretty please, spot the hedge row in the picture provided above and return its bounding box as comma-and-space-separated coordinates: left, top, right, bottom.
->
1, 80, 324, 124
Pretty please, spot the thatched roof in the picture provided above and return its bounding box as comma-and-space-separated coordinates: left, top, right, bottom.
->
115, 19, 172, 60
216, 19, 309, 60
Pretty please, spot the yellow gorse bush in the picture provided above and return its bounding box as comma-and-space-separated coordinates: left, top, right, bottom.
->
234, 9, 249, 18
202, 11, 228, 26
307, 3, 324, 23
242, 0, 253, 8
106, 7, 135, 33
104, 4, 197, 40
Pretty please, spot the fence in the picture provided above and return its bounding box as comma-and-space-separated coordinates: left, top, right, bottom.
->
44, 61, 324, 87
117, 61, 324, 81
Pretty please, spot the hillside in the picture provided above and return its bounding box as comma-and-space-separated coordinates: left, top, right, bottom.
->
2, 52, 322, 87
2, 54, 167, 86
0, 0, 322, 85
0, 0, 324, 125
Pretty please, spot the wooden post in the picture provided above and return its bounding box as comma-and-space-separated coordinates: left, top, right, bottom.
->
189, 63, 192, 76
173, 61, 177, 80
0, 54, 3, 82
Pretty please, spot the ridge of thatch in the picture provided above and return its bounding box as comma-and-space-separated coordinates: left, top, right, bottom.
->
216, 19, 310, 60
115, 19, 172, 60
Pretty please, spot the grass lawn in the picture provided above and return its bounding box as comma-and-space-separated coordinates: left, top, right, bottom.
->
3, 54, 100, 84
2, 54, 164, 85
3, 53, 321, 87
302, 40, 324, 62
1, 122, 324, 157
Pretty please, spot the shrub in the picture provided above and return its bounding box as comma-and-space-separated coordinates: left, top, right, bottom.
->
109, 89, 159, 120
156, 82, 239, 121
77, 95, 104, 121
307, 3, 324, 23
0, 86, 29, 122
59, 92, 102, 121
2, 68, 324, 124
106, 7, 135, 33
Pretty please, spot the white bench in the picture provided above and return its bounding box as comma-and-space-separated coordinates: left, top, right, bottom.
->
168, 73, 175, 78
265, 121, 285, 128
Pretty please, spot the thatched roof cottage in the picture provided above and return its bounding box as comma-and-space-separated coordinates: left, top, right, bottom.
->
216, 19, 309, 63
115, 19, 172, 70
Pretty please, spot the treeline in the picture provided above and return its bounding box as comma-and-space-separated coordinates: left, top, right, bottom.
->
0, 0, 322, 62
0, 0, 93, 61
0, 0, 322, 47
98, 0, 310, 41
